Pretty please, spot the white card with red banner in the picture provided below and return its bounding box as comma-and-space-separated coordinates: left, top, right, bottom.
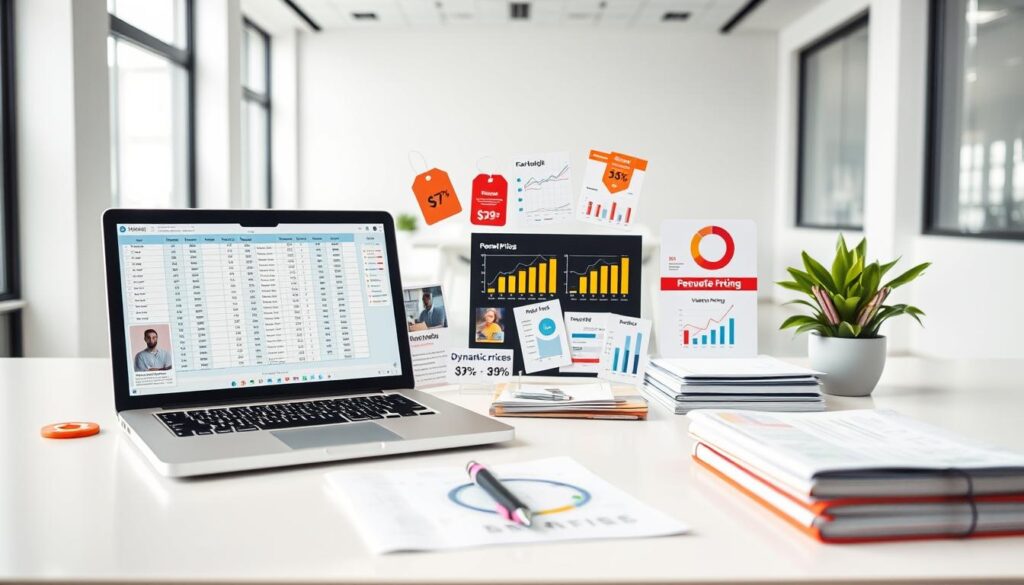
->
657, 219, 757, 358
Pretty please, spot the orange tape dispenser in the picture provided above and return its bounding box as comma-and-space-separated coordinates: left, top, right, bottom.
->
41, 422, 100, 439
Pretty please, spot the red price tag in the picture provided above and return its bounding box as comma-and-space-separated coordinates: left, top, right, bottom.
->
412, 168, 462, 225
470, 173, 508, 226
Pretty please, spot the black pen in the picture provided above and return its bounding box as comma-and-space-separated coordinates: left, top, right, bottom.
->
466, 460, 534, 527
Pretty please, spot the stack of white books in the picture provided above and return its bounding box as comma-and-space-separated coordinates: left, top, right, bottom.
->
642, 356, 825, 415
689, 409, 1024, 543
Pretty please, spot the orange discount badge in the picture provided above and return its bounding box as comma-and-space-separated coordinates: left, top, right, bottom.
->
412, 168, 462, 225
470, 174, 508, 226
602, 152, 648, 194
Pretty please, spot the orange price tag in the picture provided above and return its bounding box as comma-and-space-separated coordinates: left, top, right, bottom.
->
602, 152, 648, 194
412, 168, 462, 225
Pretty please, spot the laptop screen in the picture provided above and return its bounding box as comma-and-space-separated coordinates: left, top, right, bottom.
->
115, 222, 403, 397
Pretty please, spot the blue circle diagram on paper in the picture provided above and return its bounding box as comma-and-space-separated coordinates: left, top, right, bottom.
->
538, 317, 557, 337
448, 478, 592, 517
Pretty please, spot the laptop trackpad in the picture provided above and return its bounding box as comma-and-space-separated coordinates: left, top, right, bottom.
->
271, 423, 402, 450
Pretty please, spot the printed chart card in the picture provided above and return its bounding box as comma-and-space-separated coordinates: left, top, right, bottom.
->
598, 315, 652, 385
658, 219, 758, 358
468, 233, 642, 376
510, 152, 574, 225
577, 150, 647, 230
325, 456, 689, 554
403, 284, 451, 388
513, 299, 572, 373
561, 312, 608, 374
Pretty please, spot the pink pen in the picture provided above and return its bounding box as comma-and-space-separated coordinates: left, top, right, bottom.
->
466, 460, 534, 527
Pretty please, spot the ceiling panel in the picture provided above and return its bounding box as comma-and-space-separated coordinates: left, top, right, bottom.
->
291, 0, 817, 31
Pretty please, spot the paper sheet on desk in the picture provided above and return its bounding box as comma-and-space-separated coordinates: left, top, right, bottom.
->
325, 456, 689, 553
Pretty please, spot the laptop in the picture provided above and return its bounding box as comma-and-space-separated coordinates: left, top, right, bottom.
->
102, 209, 514, 477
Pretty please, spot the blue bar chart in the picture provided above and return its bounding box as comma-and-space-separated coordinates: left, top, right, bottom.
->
680, 307, 737, 348
600, 315, 651, 384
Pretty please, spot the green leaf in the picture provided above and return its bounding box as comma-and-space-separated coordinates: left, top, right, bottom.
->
879, 257, 900, 278
882, 262, 931, 290
776, 280, 810, 294
860, 262, 880, 300
854, 238, 867, 261
837, 321, 862, 338
831, 240, 850, 291
780, 315, 820, 330
783, 299, 820, 311
833, 295, 861, 322
802, 251, 837, 293
844, 257, 864, 288
795, 322, 829, 335
786, 268, 817, 293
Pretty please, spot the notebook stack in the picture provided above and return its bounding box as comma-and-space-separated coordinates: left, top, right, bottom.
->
642, 356, 825, 415
690, 409, 1024, 543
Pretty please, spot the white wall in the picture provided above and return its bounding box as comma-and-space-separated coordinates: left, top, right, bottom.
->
16, 0, 111, 358
298, 27, 779, 339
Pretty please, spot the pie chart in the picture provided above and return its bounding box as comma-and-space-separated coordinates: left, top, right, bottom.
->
448, 478, 592, 517
690, 225, 735, 270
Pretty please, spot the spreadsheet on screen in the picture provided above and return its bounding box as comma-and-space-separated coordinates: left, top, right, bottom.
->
116, 223, 403, 396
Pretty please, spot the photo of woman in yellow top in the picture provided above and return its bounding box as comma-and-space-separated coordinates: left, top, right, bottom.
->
475, 308, 505, 343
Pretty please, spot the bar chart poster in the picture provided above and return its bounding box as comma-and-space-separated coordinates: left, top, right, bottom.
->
470, 233, 641, 376
511, 152, 574, 225
658, 220, 757, 358
576, 150, 647, 230
598, 315, 652, 386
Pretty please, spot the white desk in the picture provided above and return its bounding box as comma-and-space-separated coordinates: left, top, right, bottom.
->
2, 357, 1023, 584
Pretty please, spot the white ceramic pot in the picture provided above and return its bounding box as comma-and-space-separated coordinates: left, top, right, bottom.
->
808, 333, 887, 397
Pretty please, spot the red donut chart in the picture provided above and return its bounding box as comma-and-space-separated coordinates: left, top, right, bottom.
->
690, 226, 735, 270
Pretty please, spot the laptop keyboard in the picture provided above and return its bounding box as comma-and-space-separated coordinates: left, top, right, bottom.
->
155, 394, 435, 437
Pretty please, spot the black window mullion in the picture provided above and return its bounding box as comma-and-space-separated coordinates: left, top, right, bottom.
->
1, 0, 20, 304
242, 18, 271, 208
109, 15, 189, 66
108, 0, 195, 208
795, 13, 869, 231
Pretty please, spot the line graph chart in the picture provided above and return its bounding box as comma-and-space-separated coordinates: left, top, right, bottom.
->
513, 153, 574, 224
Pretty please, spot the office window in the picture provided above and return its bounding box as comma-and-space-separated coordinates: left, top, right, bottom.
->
1, 0, 21, 356
927, 0, 1024, 238
797, 15, 869, 229
241, 20, 271, 209
108, 0, 194, 208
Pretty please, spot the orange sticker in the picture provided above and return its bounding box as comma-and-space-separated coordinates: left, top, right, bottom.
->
602, 152, 648, 194
41, 421, 100, 439
412, 168, 462, 225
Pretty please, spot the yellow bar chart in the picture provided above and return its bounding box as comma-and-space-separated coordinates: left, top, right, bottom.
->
569, 256, 631, 296
484, 256, 559, 296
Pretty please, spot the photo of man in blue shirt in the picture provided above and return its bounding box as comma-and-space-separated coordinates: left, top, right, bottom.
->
134, 329, 173, 372
416, 291, 447, 328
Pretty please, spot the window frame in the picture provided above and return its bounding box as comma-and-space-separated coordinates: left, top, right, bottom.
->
108, 0, 197, 208
1, 0, 22, 356
241, 17, 272, 208
923, 0, 1024, 241
795, 12, 870, 231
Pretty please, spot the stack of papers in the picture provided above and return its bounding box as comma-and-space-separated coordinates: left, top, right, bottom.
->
689, 409, 1024, 543
642, 356, 825, 414
490, 380, 648, 420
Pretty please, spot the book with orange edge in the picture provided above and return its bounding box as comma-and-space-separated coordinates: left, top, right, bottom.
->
692, 441, 1024, 544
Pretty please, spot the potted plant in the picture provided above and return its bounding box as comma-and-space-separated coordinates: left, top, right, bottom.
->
777, 235, 930, 397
